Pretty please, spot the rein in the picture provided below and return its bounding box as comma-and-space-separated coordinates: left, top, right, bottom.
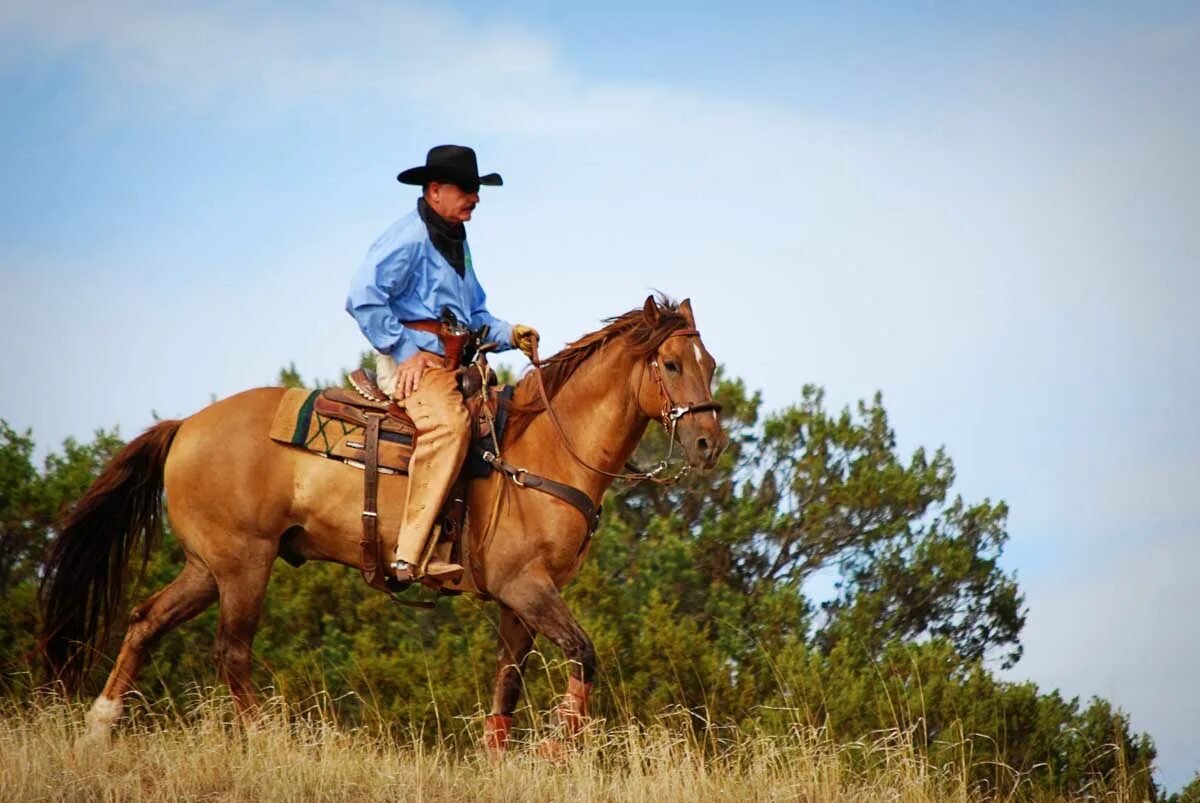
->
528, 327, 722, 486
466, 325, 723, 590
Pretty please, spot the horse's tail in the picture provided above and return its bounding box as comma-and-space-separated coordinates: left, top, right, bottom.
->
39, 419, 183, 692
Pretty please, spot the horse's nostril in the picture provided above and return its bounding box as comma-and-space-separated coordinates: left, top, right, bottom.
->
697, 437, 710, 455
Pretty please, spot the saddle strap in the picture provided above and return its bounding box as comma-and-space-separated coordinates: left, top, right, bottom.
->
352, 412, 443, 608
359, 413, 385, 590
478, 450, 602, 552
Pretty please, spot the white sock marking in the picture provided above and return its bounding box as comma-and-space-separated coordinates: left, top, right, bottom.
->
85, 695, 122, 728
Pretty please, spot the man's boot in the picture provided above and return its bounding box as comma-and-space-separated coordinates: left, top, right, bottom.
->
424, 490, 467, 583
390, 557, 462, 584
423, 559, 464, 583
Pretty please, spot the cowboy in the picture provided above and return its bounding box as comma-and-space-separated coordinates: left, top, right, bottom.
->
346, 145, 539, 584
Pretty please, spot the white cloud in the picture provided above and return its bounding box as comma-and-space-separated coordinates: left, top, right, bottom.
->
0, 0, 662, 133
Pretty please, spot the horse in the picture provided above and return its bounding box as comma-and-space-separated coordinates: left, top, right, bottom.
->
40, 295, 726, 752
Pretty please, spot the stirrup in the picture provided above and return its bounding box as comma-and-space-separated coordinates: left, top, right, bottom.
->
423, 560, 465, 584
390, 559, 417, 584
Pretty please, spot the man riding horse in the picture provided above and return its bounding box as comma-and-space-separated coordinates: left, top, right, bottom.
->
345, 145, 539, 585
42, 144, 727, 756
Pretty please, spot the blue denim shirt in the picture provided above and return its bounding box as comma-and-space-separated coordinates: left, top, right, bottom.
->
345, 204, 514, 362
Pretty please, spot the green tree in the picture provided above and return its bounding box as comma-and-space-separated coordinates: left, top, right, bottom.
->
607, 381, 1023, 669
0, 421, 123, 681
0, 422, 44, 595
1169, 773, 1200, 803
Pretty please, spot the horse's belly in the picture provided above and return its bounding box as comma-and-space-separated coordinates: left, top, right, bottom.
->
291, 456, 408, 564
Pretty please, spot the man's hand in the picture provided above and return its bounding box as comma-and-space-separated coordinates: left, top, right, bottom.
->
512, 324, 540, 360
393, 351, 445, 399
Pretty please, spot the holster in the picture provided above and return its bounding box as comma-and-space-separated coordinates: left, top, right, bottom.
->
403, 320, 470, 370
441, 330, 469, 370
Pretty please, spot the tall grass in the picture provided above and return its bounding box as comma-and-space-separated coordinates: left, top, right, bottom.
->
0, 687, 1151, 803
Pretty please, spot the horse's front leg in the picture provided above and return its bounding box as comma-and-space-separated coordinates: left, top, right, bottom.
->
484, 605, 535, 756
498, 570, 596, 739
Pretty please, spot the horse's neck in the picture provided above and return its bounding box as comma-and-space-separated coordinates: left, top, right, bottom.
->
516, 345, 649, 500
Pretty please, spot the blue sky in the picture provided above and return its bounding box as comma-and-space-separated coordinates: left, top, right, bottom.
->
1, 0, 1197, 790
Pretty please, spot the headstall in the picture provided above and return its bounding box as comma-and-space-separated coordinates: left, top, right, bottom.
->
528, 326, 722, 486
467, 325, 724, 574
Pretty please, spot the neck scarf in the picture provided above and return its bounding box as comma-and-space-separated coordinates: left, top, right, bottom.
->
417, 197, 466, 277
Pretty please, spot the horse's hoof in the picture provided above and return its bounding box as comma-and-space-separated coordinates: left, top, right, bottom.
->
73, 726, 113, 754
536, 737, 569, 762
481, 713, 512, 764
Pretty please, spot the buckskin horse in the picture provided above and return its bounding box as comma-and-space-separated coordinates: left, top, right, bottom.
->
40, 295, 726, 752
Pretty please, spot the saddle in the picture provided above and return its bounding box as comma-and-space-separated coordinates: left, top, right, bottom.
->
269, 358, 598, 601
319, 365, 511, 597
332, 366, 506, 462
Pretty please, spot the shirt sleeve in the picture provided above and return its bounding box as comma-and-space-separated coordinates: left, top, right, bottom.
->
465, 258, 514, 351
345, 238, 442, 362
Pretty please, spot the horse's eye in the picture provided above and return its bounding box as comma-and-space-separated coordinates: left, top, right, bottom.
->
664, 360, 681, 374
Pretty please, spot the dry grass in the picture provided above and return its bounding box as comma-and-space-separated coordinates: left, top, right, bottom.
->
0, 690, 1146, 803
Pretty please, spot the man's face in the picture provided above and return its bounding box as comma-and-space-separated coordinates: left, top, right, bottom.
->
425, 181, 480, 223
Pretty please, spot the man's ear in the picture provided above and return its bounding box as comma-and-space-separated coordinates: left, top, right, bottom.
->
679, 298, 696, 328
643, 295, 660, 326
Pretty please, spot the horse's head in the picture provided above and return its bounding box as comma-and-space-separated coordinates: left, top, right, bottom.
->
637, 296, 728, 471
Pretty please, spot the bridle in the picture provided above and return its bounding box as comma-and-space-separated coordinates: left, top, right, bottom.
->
467, 325, 723, 582
529, 326, 722, 485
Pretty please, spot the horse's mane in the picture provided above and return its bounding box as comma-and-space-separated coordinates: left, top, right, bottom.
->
504, 296, 690, 443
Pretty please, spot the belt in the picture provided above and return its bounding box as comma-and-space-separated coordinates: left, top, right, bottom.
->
401, 320, 444, 336
402, 319, 469, 369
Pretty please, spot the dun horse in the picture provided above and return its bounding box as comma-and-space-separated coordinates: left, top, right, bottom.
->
40, 296, 725, 751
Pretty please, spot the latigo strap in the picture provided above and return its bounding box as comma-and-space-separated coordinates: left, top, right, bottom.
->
359, 413, 385, 590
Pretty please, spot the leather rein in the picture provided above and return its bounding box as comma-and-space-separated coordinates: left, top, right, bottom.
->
463, 326, 723, 591
528, 326, 723, 486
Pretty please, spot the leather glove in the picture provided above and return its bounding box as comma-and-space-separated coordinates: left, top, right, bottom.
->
512, 324, 540, 360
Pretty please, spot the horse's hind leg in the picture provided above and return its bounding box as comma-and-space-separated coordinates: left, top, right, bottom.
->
212, 555, 273, 718
82, 560, 218, 744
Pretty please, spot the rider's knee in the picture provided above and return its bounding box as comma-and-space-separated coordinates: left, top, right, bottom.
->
416, 395, 469, 433
444, 403, 472, 441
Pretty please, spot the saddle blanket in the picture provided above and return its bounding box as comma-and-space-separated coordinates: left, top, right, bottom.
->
268, 388, 415, 474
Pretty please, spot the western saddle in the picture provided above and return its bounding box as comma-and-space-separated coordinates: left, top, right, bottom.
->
307, 349, 601, 602
309, 364, 506, 597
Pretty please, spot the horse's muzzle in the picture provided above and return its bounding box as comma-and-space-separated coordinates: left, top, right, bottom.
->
689, 429, 728, 471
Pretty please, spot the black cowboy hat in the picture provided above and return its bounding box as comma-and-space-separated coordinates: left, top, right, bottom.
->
397, 145, 503, 190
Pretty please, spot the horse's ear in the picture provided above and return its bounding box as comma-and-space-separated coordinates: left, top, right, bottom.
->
679, 298, 696, 327
643, 295, 660, 326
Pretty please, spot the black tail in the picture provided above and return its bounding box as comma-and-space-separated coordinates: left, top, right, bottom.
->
39, 419, 183, 692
